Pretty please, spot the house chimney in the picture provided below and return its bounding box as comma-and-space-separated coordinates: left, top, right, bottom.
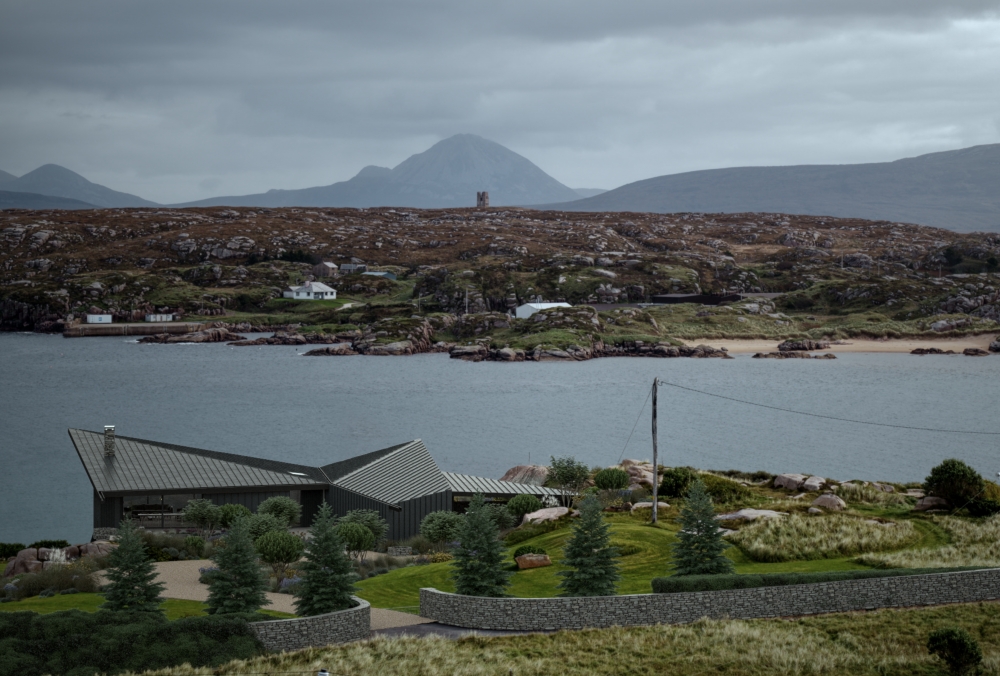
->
104, 425, 116, 457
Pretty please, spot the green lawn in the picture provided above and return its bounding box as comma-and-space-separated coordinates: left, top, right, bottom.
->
0, 594, 294, 620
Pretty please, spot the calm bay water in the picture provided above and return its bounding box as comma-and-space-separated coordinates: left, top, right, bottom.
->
1, 332, 999, 544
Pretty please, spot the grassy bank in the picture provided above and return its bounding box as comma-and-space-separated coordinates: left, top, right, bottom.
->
143, 602, 1000, 675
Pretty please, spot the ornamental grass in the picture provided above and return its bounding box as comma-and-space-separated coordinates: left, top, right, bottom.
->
859, 515, 1000, 568
729, 513, 919, 562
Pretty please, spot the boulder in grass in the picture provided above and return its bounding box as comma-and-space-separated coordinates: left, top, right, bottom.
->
808, 507, 824, 515
630, 501, 670, 514
812, 494, 847, 511
773, 474, 808, 491
515, 553, 552, 570
522, 507, 569, 525
802, 476, 826, 492
915, 496, 949, 511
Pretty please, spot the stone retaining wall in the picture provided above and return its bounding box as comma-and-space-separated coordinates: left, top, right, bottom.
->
250, 597, 370, 652
420, 568, 1000, 631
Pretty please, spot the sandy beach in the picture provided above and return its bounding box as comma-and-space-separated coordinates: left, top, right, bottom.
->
687, 335, 996, 355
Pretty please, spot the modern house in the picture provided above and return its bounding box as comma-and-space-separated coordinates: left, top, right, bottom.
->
312, 262, 339, 278
515, 302, 571, 319
282, 281, 337, 300
69, 427, 565, 539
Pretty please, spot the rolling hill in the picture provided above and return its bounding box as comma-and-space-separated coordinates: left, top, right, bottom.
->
543, 144, 1000, 233
176, 134, 581, 208
0, 190, 97, 210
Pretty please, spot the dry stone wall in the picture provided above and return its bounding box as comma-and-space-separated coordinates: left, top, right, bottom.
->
420, 568, 1000, 631
250, 597, 370, 652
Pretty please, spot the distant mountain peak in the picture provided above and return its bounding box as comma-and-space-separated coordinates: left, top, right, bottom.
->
5, 163, 157, 208
354, 165, 392, 179
0, 169, 17, 183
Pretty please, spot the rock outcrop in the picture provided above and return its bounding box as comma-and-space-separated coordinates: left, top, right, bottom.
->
812, 494, 847, 510
915, 496, 949, 511
911, 347, 956, 355
778, 339, 831, 352
802, 476, 826, 492
991, 337, 1000, 353
963, 347, 990, 356
522, 507, 570, 525
4, 540, 116, 577
773, 474, 808, 491
140, 328, 245, 343
499, 465, 549, 485
630, 501, 670, 514
303, 343, 357, 356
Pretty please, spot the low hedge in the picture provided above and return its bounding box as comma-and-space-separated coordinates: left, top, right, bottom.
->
651, 567, 991, 594
0, 609, 267, 676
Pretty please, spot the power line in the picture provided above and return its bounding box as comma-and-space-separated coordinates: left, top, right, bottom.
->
655, 379, 1000, 436
617, 385, 652, 464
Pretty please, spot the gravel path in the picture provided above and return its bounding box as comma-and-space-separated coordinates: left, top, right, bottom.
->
132, 560, 433, 629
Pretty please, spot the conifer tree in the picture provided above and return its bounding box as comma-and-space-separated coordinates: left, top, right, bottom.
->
557, 495, 620, 596
671, 478, 734, 576
102, 518, 165, 613
452, 493, 510, 596
294, 503, 357, 615
206, 516, 270, 614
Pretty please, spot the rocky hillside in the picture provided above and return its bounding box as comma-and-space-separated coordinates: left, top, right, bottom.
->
2, 205, 1000, 351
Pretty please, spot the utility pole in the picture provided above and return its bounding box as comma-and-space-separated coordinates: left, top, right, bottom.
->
651, 377, 659, 524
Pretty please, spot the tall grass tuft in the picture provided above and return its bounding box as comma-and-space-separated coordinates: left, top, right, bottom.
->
859, 515, 1000, 568
729, 514, 919, 562
836, 483, 912, 507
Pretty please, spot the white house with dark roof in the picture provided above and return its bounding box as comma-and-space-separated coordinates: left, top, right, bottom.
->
283, 281, 337, 300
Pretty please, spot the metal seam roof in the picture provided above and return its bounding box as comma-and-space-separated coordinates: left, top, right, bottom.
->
332, 440, 450, 504
69, 429, 325, 494
442, 472, 569, 496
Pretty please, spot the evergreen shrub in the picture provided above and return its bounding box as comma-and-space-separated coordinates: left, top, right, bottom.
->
659, 467, 697, 498
488, 503, 517, 530
184, 535, 206, 558
504, 518, 566, 546
0, 543, 25, 559
294, 503, 357, 616
207, 517, 269, 615
102, 519, 165, 613
671, 479, 734, 576
968, 498, 1000, 518
219, 503, 252, 528
452, 493, 510, 597
925, 459, 985, 507
594, 468, 630, 490
338, 510, 389, 547
255, 530, 305, 589
246, 513, 286, 542
700, 473, 754, 504
257, 497, 302, 527
336, 522, 375, 559
181, 499, 222, 535
558, 496, 619, 596
420, 511, 465, 546
652, 567, 988, 593
506, 494, 542, 520
928, 627, 983, 675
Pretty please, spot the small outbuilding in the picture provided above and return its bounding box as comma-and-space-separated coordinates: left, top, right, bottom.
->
312, 262, 339, 278
283, 281, 337, 300
515, 302, 571, 320
144, 313, 175, 322
85, 314, 112, 324
340, 263, 368, 275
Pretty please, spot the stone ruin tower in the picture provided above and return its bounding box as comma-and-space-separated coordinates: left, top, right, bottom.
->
476, 191, 489, 208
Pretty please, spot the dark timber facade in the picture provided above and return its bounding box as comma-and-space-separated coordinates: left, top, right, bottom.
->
70, 429, 561, 540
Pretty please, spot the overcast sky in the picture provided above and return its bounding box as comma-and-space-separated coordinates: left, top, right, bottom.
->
2, 0, 999, 204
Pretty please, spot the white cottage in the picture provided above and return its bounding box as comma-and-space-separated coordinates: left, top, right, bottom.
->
515, 302, 571, 319
283, 281, 337, 300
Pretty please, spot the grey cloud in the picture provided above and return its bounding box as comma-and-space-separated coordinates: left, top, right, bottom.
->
1, 1, 999, 203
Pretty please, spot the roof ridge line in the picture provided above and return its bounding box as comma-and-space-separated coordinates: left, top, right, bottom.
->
331, 439, 421, 486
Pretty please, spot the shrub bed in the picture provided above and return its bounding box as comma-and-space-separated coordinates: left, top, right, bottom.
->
651, 567, 990, 594
0, 609, 266, 676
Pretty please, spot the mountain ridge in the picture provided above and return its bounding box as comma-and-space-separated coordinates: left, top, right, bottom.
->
540, 143, 1000, 233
